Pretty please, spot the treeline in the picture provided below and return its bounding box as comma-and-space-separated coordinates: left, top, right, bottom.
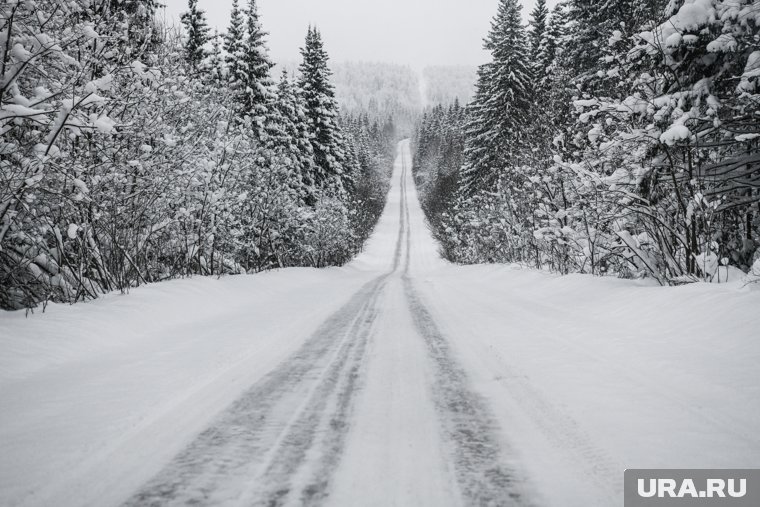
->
331, 62, 421, 131
414, 0, 760, 284
421, 66, 477, 107
0, 0, 395, 310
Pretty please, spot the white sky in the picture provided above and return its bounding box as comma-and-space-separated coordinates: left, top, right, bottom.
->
159, 0, 559, 67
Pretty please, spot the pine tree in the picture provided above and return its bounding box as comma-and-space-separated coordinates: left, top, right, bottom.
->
224, 0, 245, 85
274, 70, 317, 203
298, 26, 350, 195
180, 0, 210, 68
565, 0, 644, 93
204, 30, 225, 82
461, 0, 533, 193
231, 0, 274, 137
539, 2, 569, 79
528, 0, 548, 65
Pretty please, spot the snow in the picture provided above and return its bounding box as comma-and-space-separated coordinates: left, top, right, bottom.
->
72, 178, 89, 194
66, 223, 79, 239
0, 104, 48, 120
416, 263, 760, 506
706, 33, 737, 53
660, 123, 691, 145
694, 250, 719, 277
93, 115, 116, 134
81, 24, 99, 40
1, 141, 759, 506
744, 51, 760, 76
84, 74, 114, 94
673, 0, 715, 31
665, 32, 682, 48
0, 269, 376, 506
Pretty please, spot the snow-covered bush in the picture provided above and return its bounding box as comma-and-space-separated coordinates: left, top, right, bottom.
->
414, 0, 759, 284
0, 1, 394, 310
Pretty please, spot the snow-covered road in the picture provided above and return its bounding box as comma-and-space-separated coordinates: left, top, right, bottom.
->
2, 141, 759, 507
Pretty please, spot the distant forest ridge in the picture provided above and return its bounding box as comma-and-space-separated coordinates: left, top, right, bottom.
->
275, 62, 477, 119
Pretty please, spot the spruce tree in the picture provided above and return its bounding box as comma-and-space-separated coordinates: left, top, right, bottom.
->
224, 0, 245, 86
528, 0, 548, 66
462, 0, 532, 193
205, 30, 225, 82
232, 0, 274, 137
565, 0, 642, 93
180, 0, 210, 69
298, 27, 350, 195
539, 2, 569, 79
101, 0, 161, 64
274, 70, 317, 203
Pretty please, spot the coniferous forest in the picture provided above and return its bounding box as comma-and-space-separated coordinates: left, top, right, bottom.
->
2, 0, 759, 311
0, 0, 396, 310
414, 0, 760, 284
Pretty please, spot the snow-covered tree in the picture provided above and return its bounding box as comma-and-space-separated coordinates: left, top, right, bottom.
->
0, 0, 394, 310
273, 70, 317, 203
528, 0, 549, 73
416, 0, 759, 283
461, 0, 533, 193
223, 0, 245, 82
231, 0, 275, 136
180, 0, 210, 68
204, 30, 226, 82
298, 27, 351, 195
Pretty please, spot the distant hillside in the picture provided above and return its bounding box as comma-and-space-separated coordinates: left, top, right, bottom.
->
331, 62, 421, 120
421, 66, 477, 107
275, 61, 420, 125
274, 62, 476, 131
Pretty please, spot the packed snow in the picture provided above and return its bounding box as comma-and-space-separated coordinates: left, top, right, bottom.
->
1, 141, 759, 506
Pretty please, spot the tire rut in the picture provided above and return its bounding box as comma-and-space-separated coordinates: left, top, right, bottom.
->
123, 148, 413, 507
122, 276, 384, 507
402, 278, 532, 507
398, 148, 532, 506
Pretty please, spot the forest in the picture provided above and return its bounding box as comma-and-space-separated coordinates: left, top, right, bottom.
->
414, 0, 760, 285
0, 0, 398, 310
3, 0, 758, 313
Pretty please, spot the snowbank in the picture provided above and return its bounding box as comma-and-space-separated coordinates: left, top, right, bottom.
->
0, 267, 375, 507
416, 263, 760, 506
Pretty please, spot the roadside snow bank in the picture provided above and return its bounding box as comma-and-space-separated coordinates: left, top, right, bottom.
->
0, 266, 374, 507
417, 263, 760, 507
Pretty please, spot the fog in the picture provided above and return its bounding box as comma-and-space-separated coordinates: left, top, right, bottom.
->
160, 0, 559, 67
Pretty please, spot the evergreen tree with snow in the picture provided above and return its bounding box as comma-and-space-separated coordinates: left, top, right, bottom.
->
298, 27, 350, 194
204, 30, 225, 82
109, 0, 162, 62
224, 0, 245, 86
180, 0, 210, 69
528, 0, 548, 68
231, 0, 275, 137
274, 70, 317, 203
461, 0, 533, 193
539, 2, 569, 80
564, 0, 649, 93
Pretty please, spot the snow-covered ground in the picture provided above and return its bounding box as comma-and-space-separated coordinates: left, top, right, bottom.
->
1, 141, 759, 507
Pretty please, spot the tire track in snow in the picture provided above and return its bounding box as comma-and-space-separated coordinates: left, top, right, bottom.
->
247, 279, 383, 506
123, 152, 413, 507
398, 148, 532, 506
416, 277, 622, 503
121, 277, 380, 506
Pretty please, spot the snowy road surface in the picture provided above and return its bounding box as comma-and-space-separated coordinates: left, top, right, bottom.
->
1, 141, 759, 507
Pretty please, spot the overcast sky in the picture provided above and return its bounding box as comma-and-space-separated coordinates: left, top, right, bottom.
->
160, 0, 559, 67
